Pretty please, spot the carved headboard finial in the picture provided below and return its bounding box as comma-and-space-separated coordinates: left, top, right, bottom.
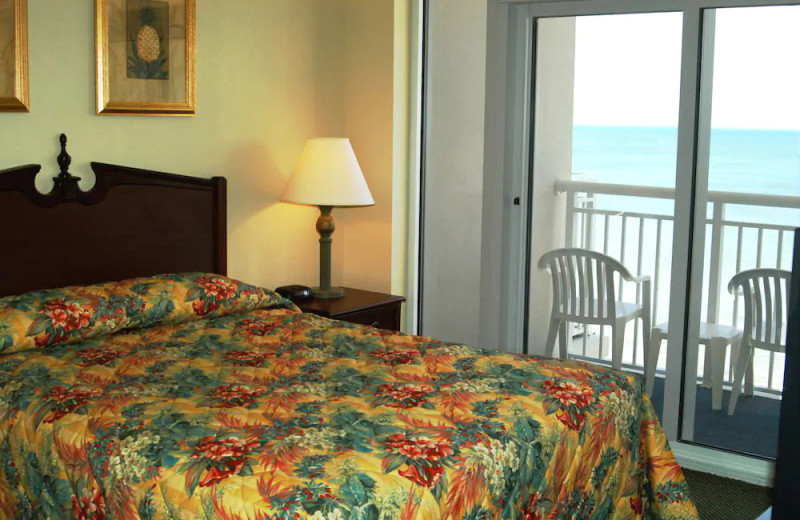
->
57, 133, 71, 177
52, 133, 81, 200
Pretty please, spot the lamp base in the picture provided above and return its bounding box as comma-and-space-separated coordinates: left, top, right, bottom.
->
312, 286, 345, 299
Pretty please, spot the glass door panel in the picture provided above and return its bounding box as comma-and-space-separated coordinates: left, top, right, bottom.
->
685, 5, 800, 458
528, 13, 682, 412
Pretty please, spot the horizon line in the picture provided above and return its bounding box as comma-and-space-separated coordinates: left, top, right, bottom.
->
573, 123, 800, 132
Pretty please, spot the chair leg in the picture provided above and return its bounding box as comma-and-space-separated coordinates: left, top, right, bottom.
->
728, 342, 753, 415
730, 340, 741, 379
599, 325, 608, 359
709, 339, 727, 411
745, 354, 755, 397
702, 346, 712, 388
645, 335, 662, 395
558, 320, 569, 360
641, 313, 651, 368
545, 318, 560, 358
729, 337, 753, 396
611, 320, 626, 370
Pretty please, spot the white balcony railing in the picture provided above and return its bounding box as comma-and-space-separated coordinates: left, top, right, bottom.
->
556, 178, 800, 393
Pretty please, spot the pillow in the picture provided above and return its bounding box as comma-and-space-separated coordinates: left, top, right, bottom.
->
0, 273, 290, 356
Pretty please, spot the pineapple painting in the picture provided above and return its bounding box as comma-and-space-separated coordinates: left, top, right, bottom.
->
127, 0, 169, 79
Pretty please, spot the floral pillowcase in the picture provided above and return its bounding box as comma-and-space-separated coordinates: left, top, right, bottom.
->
0, 273, 291, 356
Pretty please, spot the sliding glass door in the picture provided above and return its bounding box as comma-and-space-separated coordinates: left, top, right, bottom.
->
685, 4, 800, 458
499, 0, 800, 484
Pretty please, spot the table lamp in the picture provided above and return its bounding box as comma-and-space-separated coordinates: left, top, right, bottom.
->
281, 138, 374, 299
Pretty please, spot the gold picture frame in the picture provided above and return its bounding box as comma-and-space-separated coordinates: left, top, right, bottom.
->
96, 0, 195, 116
0, 0, 29, 112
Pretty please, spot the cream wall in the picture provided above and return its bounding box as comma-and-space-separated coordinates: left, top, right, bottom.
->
322, 0, 412, 298
0, 0, 408, 298
336, 0, 396, 294
391, 0, 411, 298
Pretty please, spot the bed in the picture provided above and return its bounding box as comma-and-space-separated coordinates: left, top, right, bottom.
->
0, 136, 698, 519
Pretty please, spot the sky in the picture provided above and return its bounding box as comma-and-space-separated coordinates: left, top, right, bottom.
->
572, 6, 800, 130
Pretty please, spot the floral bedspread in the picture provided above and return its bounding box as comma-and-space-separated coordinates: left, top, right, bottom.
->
0, 274, 698, 519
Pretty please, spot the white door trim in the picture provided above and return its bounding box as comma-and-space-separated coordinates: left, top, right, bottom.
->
672, 442, 775, 486
404, 0, 425, 335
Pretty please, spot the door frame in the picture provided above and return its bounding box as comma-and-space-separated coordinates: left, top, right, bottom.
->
483, 0, 799, 482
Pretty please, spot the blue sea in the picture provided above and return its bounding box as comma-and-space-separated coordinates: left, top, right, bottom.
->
572, 126, 800, 225
569, 126, 800, 327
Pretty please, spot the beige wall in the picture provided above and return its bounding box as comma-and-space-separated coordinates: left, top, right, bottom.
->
336, 0, 397, 293
0, 0, 408, 298
323, 0, 411, 298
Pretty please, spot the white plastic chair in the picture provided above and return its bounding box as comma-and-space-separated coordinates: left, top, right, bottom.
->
537, 248, 651, 370
727, 268, 791, 415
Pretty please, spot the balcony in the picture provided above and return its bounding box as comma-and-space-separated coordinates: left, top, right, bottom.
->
552, 178, 800, 457
555, 177, 799, 392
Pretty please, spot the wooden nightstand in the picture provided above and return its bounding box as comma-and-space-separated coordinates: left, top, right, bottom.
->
295, 288, 406, 332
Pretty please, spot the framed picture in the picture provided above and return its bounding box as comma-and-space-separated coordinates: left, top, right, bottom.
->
0, 0, 28, 112
96, 0, 195, 116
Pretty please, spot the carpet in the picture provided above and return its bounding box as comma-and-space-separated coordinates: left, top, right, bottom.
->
683, 468, 772, 520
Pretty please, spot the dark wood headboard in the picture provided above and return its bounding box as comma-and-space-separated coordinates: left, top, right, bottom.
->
0, 134, 227, 297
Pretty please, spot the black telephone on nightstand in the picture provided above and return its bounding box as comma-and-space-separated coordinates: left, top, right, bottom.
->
275, 284, 313, 301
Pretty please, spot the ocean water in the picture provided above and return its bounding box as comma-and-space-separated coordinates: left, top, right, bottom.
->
572, 125, 800, 225
568, 125, 800, 338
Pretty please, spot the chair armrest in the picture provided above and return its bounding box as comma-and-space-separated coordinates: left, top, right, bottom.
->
632, 275, 651, 284
728, 284, 745, 296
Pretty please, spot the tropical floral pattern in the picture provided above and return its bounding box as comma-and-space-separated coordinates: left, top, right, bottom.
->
0, 276, 697, 519
0, 273, 283, 356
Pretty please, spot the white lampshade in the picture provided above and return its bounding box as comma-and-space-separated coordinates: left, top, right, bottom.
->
281, 138, 374, 207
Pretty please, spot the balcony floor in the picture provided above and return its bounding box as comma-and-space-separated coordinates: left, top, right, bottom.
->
648, 376, 779, 459
564, 329, 780, 458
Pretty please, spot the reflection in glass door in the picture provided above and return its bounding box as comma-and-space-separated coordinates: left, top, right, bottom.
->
685, 5, 800, 458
